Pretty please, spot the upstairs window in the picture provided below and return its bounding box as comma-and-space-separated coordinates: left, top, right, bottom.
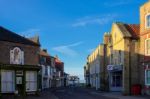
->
146, 14, 150, 28
145, 39, 150, 55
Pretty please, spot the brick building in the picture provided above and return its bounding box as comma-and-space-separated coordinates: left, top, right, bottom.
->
0, 26, 41, 95
39, 49, 51, 89
54, 56, 64, 87
140, 1, 150, 95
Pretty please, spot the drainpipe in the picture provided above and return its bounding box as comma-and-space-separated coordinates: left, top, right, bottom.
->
129, 39, 132, 95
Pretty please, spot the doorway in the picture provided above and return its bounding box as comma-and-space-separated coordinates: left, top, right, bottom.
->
110, 71, 122, 91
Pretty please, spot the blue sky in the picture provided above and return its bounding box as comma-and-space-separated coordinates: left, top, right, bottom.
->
0, 0, 147, 80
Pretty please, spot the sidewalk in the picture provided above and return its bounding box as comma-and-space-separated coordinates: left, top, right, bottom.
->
99, 92, 149, 99
86, 87, 150, 99
1, 89, 58, 99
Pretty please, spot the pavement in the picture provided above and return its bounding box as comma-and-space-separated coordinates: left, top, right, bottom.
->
86, 88, 150, 99
96, 92, 149, 99
1, 87, 150, 99
1, 89, 58, 99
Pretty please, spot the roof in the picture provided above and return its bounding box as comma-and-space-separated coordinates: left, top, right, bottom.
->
0, 26, 40, 46
115, 22, 140, 39
28, 35, 40, 44
124, 24, 140, 39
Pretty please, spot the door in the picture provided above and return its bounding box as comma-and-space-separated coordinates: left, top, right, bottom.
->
26, 71, 37, 92
1, 70, 15, 93
110, 71, 122, 91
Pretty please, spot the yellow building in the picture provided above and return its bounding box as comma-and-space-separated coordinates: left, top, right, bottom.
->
107, 22, 140, 95
88, 45, 101, 90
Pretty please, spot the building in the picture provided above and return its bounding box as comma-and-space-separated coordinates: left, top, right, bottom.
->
87, 44, 106, 90
84, 62, 90, 87
68, 76, 80, 86
49, 56, 57, 88
64, 72, 69, 87
140, 1, 150, 95
39, 49, 51, 89
107, 22, 140, 94
54, 56, 64, 87
0, 26, 41, 95
84, 33, 110, 91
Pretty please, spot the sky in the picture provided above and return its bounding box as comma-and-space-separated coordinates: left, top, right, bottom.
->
0, 0, 147, 81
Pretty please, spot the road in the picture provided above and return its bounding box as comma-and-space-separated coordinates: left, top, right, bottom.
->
52, 87, 117, 99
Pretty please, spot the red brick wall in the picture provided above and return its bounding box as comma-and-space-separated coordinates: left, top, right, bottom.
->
0, 41, 40, 65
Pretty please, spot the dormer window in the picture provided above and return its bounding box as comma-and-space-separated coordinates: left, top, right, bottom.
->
146, 14, 150, 28
10, 47, 24, 65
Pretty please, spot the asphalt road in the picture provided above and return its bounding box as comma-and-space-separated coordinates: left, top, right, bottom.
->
52, 87, 117, 99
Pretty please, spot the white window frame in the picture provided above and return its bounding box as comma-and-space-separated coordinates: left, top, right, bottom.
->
26, 71, 37, 92
145, 38, 150, 56
145, 70, 150, 86
1, 70, 15, 93
145, 13, 150, 29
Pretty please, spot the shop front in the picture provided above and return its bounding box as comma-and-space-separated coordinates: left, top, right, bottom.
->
107, 65, 123, 92
144, 64, 150, 95
0, 64, 41, 95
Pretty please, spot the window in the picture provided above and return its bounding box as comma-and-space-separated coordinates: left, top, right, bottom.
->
145, 70, 150, 85
146, 14, 150, 28
26, 71, 37, 91
145, 39, 150, 55
45, 66, 48, 76
1, 71, 15, 93
118, 50, 121, 64
10, 47, 24, 65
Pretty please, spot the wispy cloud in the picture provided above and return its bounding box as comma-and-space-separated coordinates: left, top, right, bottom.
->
72, 14, 119, 27
87, 48, 95, 53
52, 41, 83, 57
20, 28, 40, 37
104, 0, 140, 7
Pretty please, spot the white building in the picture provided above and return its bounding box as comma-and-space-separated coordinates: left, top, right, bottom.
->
39, 49, 52, 89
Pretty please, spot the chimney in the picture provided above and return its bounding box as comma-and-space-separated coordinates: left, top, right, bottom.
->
103, 32, 111, 44
43, 49, 47, 53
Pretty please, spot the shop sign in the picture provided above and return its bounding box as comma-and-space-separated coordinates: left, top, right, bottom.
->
113, 65, 123, 71
16, 71, 23, 76
107, 65, 113, 70
107, 65, 123, 71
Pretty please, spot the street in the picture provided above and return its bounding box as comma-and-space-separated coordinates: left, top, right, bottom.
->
52, 87, 116, 99
2, 87, 116, 99
2, 87, 149, 99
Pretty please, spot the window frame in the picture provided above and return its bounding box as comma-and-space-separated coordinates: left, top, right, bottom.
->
145, 38, 150, 56
145, 13, 150, 29
145, 70, 150, 86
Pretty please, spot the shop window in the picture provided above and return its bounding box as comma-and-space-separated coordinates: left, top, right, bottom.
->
145, 70, 150, 85
145, 39, 150, 55
146, 14, 150, 28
